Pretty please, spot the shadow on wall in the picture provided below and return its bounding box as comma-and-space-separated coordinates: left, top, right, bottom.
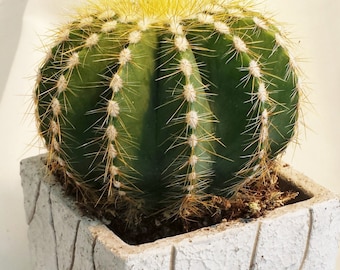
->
0, 0, 29, 101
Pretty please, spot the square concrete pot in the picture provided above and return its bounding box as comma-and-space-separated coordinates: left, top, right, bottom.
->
20, 154, 340, 270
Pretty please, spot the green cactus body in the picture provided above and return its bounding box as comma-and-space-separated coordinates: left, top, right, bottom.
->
35, 0, 301, 220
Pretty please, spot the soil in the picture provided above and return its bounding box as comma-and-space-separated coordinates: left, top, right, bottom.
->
108, 176, 298, 245
53, 162, 299, 246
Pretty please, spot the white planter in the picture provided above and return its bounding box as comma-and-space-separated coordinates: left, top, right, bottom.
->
20, 154, 340, 270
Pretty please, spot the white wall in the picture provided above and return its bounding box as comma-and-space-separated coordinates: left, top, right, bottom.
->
0, 0, 339, 269
0, 0, 27, 100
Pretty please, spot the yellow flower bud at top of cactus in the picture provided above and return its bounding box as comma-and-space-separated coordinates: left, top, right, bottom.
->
87, 0, 213, 23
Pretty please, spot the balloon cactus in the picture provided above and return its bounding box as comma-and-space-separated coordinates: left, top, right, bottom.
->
34, 0, 302, 224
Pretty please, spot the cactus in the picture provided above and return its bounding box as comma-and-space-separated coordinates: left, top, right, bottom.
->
34, 0, 301, 224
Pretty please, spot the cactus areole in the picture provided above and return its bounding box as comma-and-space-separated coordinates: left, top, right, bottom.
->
35, 0, 301, 225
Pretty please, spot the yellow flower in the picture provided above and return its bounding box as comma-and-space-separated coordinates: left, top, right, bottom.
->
84, 0, 221, 22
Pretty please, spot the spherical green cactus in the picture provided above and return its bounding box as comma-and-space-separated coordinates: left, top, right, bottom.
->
35, 0, 301, 222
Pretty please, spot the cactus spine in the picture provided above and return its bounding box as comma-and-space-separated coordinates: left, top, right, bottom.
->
35, 0, 301, 222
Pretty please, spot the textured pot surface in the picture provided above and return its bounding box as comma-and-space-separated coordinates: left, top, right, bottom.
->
21, 155, 340, 270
